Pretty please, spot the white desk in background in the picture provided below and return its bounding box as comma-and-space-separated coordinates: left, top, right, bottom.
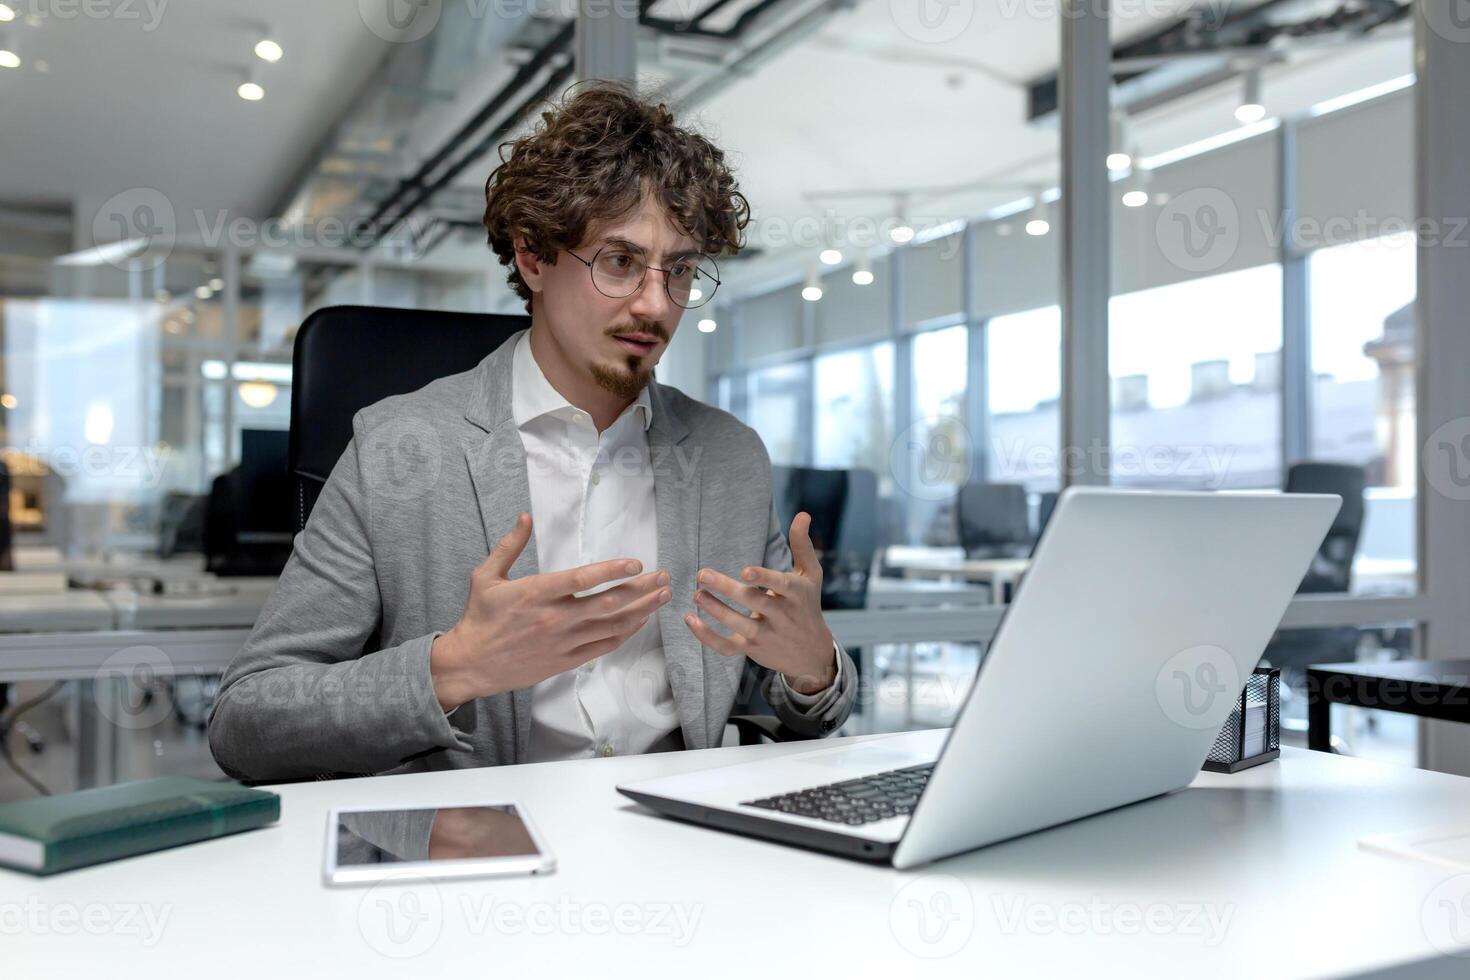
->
883, 547, 1032, 605
7, 737, 1470, 978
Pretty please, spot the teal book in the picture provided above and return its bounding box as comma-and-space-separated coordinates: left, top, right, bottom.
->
0, 776, 280, 875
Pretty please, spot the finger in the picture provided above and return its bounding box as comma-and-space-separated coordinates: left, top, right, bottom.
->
695, 569, 775, 616
480, 512, 532, 579
572, 579, 672, 643
569, 569, 668, 613
694, 589, 760, 639
683, 611, 746, 656
739, 564, 803, 597
543, 557, 644, 597
788, 511, 822, 579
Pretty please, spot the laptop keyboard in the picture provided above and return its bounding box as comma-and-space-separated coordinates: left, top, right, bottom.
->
741, 763, 935, 826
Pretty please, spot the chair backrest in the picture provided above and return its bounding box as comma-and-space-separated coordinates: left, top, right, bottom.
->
1285, 461, 1366, 593
289, 305, 531, 531
956, 481, 1030, 556
771, 465, 880, 609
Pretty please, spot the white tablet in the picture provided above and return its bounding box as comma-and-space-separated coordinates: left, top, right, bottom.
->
323, 801, 556, 886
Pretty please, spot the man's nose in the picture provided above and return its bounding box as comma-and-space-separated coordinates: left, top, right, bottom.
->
629, 266, 674, 320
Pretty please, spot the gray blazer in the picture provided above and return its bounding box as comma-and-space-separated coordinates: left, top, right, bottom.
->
207, 330, 857, 782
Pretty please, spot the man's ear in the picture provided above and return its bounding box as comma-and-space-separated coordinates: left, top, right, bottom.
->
512, 236, 546, 294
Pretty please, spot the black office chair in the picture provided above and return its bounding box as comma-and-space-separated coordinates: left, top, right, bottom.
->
771, 465, 881, 609
955, 481, 1031, 559
289, 305, 799, 750
1261, 462, 1369, 714
1285, 462, 1366, 594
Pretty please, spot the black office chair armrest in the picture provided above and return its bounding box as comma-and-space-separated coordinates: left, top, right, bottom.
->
728, 714, 806, 745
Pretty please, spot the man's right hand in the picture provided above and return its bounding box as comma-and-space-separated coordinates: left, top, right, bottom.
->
428, 512, 671, 712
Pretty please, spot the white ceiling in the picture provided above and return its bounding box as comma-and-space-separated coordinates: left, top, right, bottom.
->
0, 0, 1415, 287
0, 0, 394, 239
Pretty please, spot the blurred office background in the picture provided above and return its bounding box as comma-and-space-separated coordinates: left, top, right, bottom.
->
0, 0, 1460, 799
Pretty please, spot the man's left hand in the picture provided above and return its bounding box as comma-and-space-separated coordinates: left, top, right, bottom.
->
684, 512, 837, 696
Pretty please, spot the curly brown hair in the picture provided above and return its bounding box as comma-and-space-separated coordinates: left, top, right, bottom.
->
482, 81, 751, 312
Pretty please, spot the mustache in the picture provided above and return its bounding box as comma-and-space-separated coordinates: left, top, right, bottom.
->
605, 324, 669, 343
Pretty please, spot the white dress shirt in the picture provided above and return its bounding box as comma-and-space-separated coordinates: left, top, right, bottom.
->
512, 333, 836, 762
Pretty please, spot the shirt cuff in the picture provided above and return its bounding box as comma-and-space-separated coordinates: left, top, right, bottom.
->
779, 640, 843, 707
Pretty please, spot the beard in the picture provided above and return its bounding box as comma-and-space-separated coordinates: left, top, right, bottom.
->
590, 353, 654, 400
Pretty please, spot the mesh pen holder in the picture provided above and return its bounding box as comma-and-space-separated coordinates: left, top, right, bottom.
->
1202, 666, 1280, 773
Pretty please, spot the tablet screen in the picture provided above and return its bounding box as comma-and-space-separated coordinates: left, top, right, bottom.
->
334, 804, 543, 866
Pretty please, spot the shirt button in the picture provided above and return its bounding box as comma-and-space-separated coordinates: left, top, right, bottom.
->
601, 744, 614, 757
571, 411, 586, 424
590, 471, 600, 485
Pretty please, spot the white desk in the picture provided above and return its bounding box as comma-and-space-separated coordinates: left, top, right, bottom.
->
7, 738, 1470, 977
885, 548, 1032, 604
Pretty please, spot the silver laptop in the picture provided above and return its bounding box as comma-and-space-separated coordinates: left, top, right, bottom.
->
618, 487, 1339, 869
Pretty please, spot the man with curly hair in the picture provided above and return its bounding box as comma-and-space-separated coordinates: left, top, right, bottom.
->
209, 82, 857, 782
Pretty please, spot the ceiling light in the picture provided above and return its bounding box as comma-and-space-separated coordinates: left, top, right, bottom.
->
0, 5, 13, 23
255, 39, 283, 63
0, 393, 15, 410
687, 286, 703, 303
889, 222, 915, 244
819, 247, 842, 266
1121, 154, 1150, 207
851, 249, 873, 286
1024, 193, 1050, 237
1235, 68, 1265, 124
238, 80, 265, 101
238, 381, 278, 409
1107, 110, 1132, 171
801, 268, 823, 302
0, 48, 18, 69
697, 318, 717, 333
195, 285, 213, 299
55, 239, 148, 267
209, 277, 225, 291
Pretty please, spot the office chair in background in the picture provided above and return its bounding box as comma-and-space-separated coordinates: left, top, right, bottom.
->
289, 305, 802, 752
955, 481, 1031, 559
768, 465, 879, 726
1261, 462, 1369, 721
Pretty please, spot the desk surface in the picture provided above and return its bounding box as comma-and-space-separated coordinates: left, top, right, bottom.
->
8, 738, 1470, 978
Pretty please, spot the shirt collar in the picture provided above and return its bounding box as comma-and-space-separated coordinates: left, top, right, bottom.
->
511, 331, 652, 432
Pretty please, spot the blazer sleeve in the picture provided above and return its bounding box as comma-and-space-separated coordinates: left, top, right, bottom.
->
207, 416, 474, 782
755, 493, 858, 738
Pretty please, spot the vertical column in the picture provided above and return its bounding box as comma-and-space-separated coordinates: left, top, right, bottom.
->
222, 246, 240, 465
575, 0, 637, 84
1279, 121, 1312, 467
1416, 2, 1470, 774
1058, 0, 1112, 486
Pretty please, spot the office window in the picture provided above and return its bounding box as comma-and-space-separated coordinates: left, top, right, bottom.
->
1109, 264, 1283, 490
986, 306, 1060, 490
814, 343, 894, 481
746, 362, 808, 466
1309, 234, 1416, 593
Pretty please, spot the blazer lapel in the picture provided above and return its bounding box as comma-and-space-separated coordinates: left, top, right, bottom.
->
463, 331, 538, 761
647, 383, 707, 749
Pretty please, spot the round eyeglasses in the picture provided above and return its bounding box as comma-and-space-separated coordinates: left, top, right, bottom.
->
564, 243, 720, 310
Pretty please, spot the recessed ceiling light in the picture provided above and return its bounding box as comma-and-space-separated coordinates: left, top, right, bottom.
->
255, 39, 283, 63
209, 277, 224, 291
697, 318, 717, 333
819, 248, 842, 265
195, 285, 213, 299
0, 49, 19, 69
238, 80, 265, 101
0, 5, 14, 23
1235, 68, 1265, 123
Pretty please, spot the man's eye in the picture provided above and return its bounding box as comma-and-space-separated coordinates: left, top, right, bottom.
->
669, 261, 694, 279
